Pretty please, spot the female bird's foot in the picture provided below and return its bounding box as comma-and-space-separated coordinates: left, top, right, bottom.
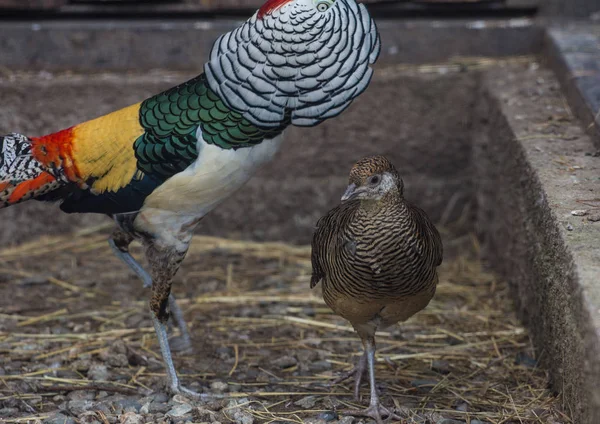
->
339, 404, 404, 424
331, 353, 367, 401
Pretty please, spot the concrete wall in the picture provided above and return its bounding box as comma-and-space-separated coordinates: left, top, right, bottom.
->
539, 0, 600, 17
475, 65, 600, 424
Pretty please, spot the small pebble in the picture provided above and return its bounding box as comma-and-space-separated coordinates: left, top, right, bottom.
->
120, 412, 144, 424
272, 355, 297, 369
77, 411, 101, 424
194, 407, 217, 421
87, 364, 109, 381
588, 214, 600, 222
318, 411, 339, 422
310, 360, 332, 371
44, 412, 76, 424
0, 407, 19, 417
67, 391, 95, 401
19, 275, 49, 285
571, 210, 588, 216
148, 401, 170, 413
126, 348, 147, 366
296, 349, 318, 363
232, 410, 255, 424
167, 403, 193, 417
228, 383, 242, 392
210, 381, 229, 393
93, 403, 112, 417
431, 360, 450, 374
455, 402, 469, 412
67, 399, 95, 415
107, 353, 129, 368
566, 223, 574, 231
153, 392, 169, 403
294, 395, 317, 409
139, 402, 150, 415
215, 346, 233, 360
113, 398, 142, 413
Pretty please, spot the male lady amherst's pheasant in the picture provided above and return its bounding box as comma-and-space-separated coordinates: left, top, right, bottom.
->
0, 0, 380, 397
311, 156, 443, 423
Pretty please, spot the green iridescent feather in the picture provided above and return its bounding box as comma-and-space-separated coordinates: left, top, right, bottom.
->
134, 74, 287, 179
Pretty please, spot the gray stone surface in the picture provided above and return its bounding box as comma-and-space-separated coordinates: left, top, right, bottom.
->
539, 0, 600, 17
0, 19, 542, 71
545, 24, 600, 147
475, 64, 600, 424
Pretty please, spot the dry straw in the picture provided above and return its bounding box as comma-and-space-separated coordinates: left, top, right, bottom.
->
0, 224, 568, 423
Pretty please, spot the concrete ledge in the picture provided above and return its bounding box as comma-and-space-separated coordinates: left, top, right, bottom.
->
475, 64, 600, 424
545, 23, 600, 147
0, 19, 543, 70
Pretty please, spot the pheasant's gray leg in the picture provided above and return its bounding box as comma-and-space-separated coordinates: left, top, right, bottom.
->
331, 351, 367, 401
339, 337, 403, 424
164, 293, 192, 351
145, 237, 219, 398
109, 230, 192, 351
108, 236, 153, 287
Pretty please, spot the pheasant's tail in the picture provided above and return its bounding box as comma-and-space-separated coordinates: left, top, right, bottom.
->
0, 133, 60, 208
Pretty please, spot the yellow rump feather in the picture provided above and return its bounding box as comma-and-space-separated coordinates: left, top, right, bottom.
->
71, 103, 144, 193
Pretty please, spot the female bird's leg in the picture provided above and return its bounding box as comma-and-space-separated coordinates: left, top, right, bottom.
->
331, 351, 367, 401
340, 337, 404, 424
109, 231, 192, 351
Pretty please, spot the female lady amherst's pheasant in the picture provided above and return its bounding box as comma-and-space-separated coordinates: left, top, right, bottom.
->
311, 156, 443, 423
0, 0, 380, 397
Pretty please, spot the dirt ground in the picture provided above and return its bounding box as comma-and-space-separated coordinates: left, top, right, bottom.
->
0, 225, 569, 424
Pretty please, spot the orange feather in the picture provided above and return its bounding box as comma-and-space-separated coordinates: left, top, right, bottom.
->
8, 172, 56, 204
31, 102, 145, 194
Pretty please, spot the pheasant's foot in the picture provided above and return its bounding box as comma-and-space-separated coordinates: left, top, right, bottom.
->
168, 383, 225, 401
339, 404, 404, 424
331, 352, 367, 401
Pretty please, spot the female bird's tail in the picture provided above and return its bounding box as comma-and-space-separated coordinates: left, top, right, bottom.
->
0, 133, 60, 208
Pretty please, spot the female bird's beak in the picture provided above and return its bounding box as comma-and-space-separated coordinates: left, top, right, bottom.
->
341, 183, 357, 202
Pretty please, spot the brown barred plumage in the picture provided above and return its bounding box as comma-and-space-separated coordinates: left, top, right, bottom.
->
310, 155, 443, 423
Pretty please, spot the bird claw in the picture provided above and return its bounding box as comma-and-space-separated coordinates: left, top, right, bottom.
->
331, 366, 362, 385
331, 354, 367, 402
169, 383, 225, 401
339, 404, 405, 424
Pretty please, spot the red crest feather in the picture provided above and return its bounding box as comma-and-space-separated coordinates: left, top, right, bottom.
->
257, 0, 293, 19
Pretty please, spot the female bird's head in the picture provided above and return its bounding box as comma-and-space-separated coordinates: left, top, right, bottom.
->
342, 155, 404, 202
205, 0, 380, 128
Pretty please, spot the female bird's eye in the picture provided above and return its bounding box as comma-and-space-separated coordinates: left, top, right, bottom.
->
316, 1, 331, 12
369, 175, 380, 185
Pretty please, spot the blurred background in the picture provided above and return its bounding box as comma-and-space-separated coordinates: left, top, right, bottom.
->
0, 0, 597, 18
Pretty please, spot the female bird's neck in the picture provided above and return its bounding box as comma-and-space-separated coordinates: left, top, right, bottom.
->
358, 192, 405, 215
